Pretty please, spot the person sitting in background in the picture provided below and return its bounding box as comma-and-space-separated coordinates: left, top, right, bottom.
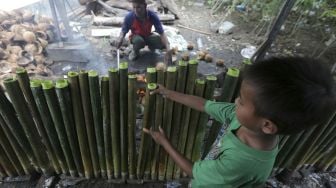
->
117, 0, 169, 61
144, 57, 336, 187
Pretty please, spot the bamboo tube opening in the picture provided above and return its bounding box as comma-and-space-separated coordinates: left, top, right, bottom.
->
128, 74, 137, 79
119, 62, 128, 69
167, 66, 177, 72
178, 60, 188, 66
206, 75, 217, 81
188, 59, 198, 65
243, 58, 252, 65
147, 67, 156, 73
88, 70, 98, 77
227, 68, 240, 77
3, 77, 17, 83
41, 80, 54, 90
55, 79, 68, 88
101, 76, 109, 81
109, 68, 118, 73
68, 71, 78, 77
15, 67, 26, 74
30, 79, 42, 88
196, 78, 205, 84
147, 83, 157, 90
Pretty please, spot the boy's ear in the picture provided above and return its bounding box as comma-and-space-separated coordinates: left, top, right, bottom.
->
261, 119, 278, 135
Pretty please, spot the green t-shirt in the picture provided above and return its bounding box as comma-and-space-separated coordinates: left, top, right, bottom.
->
191, 101, 278, 188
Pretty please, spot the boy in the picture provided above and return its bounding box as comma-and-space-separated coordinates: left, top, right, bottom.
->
144, 57, 336, 187
116, 0, 170, 60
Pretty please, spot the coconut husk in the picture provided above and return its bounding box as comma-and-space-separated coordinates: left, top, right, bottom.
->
7, 45, 22, 55
37, 37, 48, 48
181, 52, 190, 61
216, 59, 225, 67
7, 54, 19, 63
187, 44, 194, 50
46, 30, 55, 42
24, 42, 42, 55
1, 19, 16, 29
197, 51, 207, 60
34, 55, 45, 65
17, 50, 34, 66
22, 31, 36, 43
10, 24, 26, 34
156, 62, 167, 71
36, 31, 47, 40
22, 10, 34, 22
204, 54, 213, 62
0, 48, 9, 59
0, 61, 12, 74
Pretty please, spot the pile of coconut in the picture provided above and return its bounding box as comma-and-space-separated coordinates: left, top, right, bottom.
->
0, 10, 56, 79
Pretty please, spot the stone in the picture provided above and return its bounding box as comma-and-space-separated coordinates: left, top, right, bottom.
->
218, 21, 235, 35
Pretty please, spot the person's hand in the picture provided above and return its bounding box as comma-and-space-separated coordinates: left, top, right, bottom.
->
143, 126, 168, 146
150, 84, 169, 98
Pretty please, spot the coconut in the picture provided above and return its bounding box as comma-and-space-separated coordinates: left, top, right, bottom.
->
7, 54, 19, 63
216, 59, 225, 67
22, 31, 36, 43
197, 51, 206, 60
34, 55, 45, 65
7, 45, 22, 55
155, 62, 166, 71
17, 50, 33, 66
36, 31, 47, 40
22, 10, 34, 22
0, 61, 12, 74
181, 52, 190, 61
0, 48, 9, 59
37, 38, 48, 48
204, 54, 213, 62
187, 44, 194, 50
24, 42, 42, 55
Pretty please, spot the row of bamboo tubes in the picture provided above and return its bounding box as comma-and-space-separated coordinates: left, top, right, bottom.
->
0, 59, 335, 181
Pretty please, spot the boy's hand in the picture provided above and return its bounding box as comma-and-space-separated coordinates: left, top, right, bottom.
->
150, 84, 169, 98
143, 126, 168, 146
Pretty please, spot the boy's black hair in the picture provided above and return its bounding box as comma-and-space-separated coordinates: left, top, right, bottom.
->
243, 57, 336, 135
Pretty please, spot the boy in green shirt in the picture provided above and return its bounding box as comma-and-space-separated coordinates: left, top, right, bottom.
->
144, 57, 336, 187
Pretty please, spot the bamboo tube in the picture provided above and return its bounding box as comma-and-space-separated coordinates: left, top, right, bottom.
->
175, 59, 198, 179
0, 113, 33, 174
202, 68, 240, 159
274, 131, 304, 168
185, 79, 205, 159
16, 68, 59, 174
42, 80, 76, 177
68, 71, 93, 178
128, 74, 137, 180
285, 112, 335, 170
79, 70, 100, 178
0, 163, 6, 178
119, 62, 129, 180
3, 77, 51, 174
0, 122, 24, 175
0, 145, 17, 177
137, 83, 157, 179
299, 111, 336, 165
164, 60, 187, 180
55, 79, 84, 177
159, 66, 177, 180
101, 76, 113, 179
31, 79, 67, 174
232, 59, 252, 101
109, 68, 121, 179
146, 67, 157, 84
88, 70, 106, 178
151, 68, 165, 180
192, 76, 216, 161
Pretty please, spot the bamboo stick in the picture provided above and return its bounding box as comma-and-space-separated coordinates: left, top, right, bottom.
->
175, 59, 198, 179
42, 80, 76, 177
30, 79, 68, 174
16, 68, 60, 174
109, 68, 121, 179
0, 144, 17, 177
159, 66, 177, 180
137, 83, 157, 179
164, 60, 187, 180
203, 68, 240, 158
68, 71, 93, 178
119, 62, 129, 180
146, 67, 157, 84
0, 122, 24, 175
128, 74, 137, 180
151, 68, 165, 180
101, 76, 113, 179
79, 70, 100, 178
55, 79, 85, 177
0, 112, 33, 174
192, 75, 217, 161
88, 70, 106, 178
3, 77, 51, 174
185, 79, 205, 159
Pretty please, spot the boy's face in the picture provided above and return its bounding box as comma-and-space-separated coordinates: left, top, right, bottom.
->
132, 2, 147, 18
235, 81, 264, 133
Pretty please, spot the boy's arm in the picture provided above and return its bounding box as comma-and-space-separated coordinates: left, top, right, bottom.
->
143, 127, 194, 177
151, 85, 206, 112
